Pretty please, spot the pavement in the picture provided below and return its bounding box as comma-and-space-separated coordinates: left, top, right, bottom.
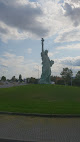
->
0, 115, 80, 142
0, 82, 27, 88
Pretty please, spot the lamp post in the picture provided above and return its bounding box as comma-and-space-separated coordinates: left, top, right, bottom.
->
71, 73, 72, 86
36, 65, 39, 80
34, 65, 40, 80
70, 60, 73, 86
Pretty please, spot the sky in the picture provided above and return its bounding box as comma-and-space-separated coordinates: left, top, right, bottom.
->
0, 0, 80, 79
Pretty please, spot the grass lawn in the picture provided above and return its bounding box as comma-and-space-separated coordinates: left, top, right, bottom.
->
0, 84, 80, 114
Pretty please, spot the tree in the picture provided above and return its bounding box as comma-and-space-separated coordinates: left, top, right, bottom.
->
73, 71, 80, 86
30, 77, 36, 84
1, 76, 6, 81
27, 77, 36, 84
50, 76, 63, 84
19, 74, 22, 82
11, 76, 16, 82
60, 68, 73, 85
75, 71, 80, 79
56, 79, 65, 85
50, 76, 56, 83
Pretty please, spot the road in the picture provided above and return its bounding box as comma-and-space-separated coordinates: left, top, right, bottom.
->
0, 115, 80, 142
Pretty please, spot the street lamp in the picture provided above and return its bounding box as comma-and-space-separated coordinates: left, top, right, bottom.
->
33, 65, 40, 80
36, 65, 39, 80
70, 60, 73, 86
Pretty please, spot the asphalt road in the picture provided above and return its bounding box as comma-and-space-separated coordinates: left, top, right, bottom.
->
0, 139, 35, 142
0, 115, 80, 142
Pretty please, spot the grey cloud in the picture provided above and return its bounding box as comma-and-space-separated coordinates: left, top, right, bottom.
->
0, 0, 48, 38
64, 3, 80, 27
60, 57, 80, 66
0, 0, 19, 6
55, 29, 80, 43
0, 26, 9, 34
0, 64, 8, 68
69, 0, 80, 4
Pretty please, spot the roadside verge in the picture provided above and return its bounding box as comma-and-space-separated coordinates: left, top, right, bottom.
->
0, 111, 80, 118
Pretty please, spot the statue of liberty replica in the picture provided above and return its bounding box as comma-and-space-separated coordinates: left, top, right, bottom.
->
39, 38, 54, 84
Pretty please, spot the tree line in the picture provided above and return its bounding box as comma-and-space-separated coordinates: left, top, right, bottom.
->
0, 74, 38, 84
51, 67, 80, 86
0, 74, 23, 82
1, 68, 80, 86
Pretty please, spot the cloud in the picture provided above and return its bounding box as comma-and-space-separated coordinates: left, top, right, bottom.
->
39, 0, 65, 36
0, 52, 40, 79
56, 43, 80, 50
0, 22, 30, 42
0, 0, 28, 6
48, 51, 59, 57
64, 1, 80, 27
0, 0, 49, 41
64, 0, 80, 4
51, 56, 80, 76
3, 52, 16, 58
0, 52, 80, 78
55, 25, 80, 43
0, 0, 69, 42
54, 56, 80, 66
0, 0, 80, 44
27, 48, 32, 54
1, 52, 24, 67
54, 0, 80, 43
48, 52, 54, 57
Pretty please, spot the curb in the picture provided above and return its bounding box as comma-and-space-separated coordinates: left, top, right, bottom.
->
0, 111, 80, 118
0, 138, 33, 142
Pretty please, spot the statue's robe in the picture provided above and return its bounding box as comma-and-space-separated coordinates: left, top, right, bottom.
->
39, 51, 52, 84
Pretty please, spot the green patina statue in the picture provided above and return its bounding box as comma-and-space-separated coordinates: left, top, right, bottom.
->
39, 38, 54, 84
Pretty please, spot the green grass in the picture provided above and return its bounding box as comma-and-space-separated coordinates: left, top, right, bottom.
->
0, 84, 80, 114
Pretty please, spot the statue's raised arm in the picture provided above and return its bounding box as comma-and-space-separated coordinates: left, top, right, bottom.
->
41, 38, 44, 53
41, 38, 45, 60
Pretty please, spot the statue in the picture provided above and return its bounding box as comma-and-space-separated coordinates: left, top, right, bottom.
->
39, 38, 54, 84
